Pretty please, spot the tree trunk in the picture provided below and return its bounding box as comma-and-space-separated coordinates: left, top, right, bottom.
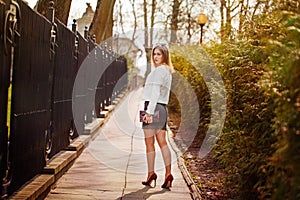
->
89, 0, 116, 44
36, 0, 72, 25
225, 0, 232, 39
184, 1, 192, 44
150, 0, 156, 46
238, 0, 245, 37
129, 0, 138, 41
170, 0, 181, 43
220, 0, 225, 42
143, 0, 151, 78
118, 0, 125, 34
143, 0, 149, 48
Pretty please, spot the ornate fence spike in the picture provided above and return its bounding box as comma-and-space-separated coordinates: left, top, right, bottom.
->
48, 1, 54, 22
72, 19, 77, 33
84, 26, 88, 39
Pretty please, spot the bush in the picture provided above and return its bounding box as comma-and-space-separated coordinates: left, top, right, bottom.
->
207, 38, 276, 199
169, 45, 213, 150
207, 7, 300, 200
168, 6, 299, 199
262, 10, 300, 199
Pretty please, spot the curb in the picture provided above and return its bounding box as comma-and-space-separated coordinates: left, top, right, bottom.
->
167, 128, 202, 200
9, 90, 128, 200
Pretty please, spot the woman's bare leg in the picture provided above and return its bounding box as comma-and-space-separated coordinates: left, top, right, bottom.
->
155, 130, 172, 178
143, 129, 156, 178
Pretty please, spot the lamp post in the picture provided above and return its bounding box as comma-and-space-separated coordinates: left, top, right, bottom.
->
197, 13, 208, 45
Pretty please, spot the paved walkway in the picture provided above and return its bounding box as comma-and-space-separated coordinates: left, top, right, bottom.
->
45, 88, 193, 200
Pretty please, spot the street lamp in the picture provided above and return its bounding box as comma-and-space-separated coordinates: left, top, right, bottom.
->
197, 13, 208, 45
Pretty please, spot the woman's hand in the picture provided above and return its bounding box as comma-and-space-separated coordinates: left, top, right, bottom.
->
143, 113, 153, 124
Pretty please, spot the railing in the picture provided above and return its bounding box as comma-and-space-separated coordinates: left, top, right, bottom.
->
0, 0, 127, 197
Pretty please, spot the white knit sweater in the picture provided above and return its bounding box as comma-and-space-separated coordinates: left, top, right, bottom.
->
143, 65, 172, 115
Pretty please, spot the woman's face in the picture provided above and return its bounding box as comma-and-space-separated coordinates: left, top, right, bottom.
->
153, 48, 164, 66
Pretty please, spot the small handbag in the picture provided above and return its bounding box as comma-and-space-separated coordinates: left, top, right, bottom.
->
140, 110, 160, 123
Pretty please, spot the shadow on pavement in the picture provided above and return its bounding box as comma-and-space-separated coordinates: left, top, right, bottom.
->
116, 186, 170, 199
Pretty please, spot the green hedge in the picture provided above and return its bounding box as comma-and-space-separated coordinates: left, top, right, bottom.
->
169, 5, 299, 200
262, 10, 300, 199
207, 8, 300, 200
207, 39, 276, 199
169, 45, 217, 149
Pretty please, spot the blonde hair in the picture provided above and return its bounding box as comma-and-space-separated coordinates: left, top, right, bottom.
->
151, 44, 175, 73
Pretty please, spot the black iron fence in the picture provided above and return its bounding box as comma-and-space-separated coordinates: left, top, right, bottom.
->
0, 0, 127, 197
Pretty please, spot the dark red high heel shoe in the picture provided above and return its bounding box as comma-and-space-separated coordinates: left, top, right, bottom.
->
161, 174, 173, 189
142, 173, 157, 187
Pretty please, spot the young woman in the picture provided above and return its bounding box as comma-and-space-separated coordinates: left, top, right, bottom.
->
141, 44, 174, 189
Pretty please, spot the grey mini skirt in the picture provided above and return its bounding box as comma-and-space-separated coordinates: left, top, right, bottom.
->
142, 101, 167, 130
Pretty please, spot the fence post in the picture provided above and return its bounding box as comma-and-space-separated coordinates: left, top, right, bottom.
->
45, 0, 57, 162
72, 19, 77, 32
84, 26, 88, 40
72, 19, 79, 60
1, 0, 21, 197
47, 1, 54, 22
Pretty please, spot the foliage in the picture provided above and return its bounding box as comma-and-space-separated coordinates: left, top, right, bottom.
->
205, 2, 300, 199
207, 37, 276, 199
262, 10, 300, 200
166, 1, 299, 199
169, 44, 212, 148
122, 55, 141, 91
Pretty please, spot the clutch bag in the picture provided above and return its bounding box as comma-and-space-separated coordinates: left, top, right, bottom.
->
139, 110, 160, 123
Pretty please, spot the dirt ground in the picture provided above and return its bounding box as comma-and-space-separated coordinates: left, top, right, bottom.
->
168, 112, 234, 200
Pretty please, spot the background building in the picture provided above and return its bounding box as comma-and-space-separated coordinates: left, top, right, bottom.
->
76, 3, 94, 36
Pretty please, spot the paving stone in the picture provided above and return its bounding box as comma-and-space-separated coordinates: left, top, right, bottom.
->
45, 88, 194, 200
